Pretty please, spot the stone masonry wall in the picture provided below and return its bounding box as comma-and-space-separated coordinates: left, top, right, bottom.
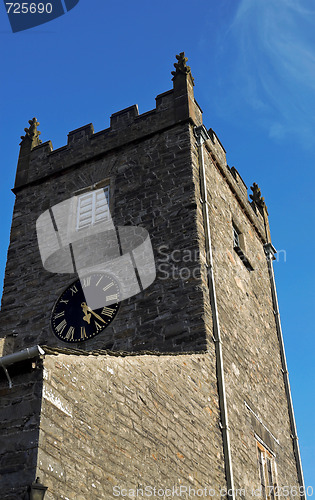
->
37, 351, 226, 500
191, 130, 300, 493
0, 360, 43, 499
0, 122, 207, 355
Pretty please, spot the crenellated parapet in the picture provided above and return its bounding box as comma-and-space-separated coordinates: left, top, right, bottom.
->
13, 53, 203, 193
202, 127, 270, 244
13, 53, 270, 244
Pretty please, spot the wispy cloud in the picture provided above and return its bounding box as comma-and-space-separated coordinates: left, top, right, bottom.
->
218, 0, 315, 146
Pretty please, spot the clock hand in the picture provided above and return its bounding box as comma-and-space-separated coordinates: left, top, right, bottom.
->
81, 302, 92, 324
81, 302, 106, 324
90, 309, 106, 324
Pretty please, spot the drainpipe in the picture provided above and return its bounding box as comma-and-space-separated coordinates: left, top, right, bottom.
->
194, 125, 235, 500
264, 243, 306, 500
0, 345, 45, 389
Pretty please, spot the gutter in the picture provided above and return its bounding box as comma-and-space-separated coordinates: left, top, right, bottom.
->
264, 243, 306, 500
0, 345, 45, 389
194, 125, 235, 500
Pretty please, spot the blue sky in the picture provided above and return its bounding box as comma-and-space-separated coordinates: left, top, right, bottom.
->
0, 0, 314, 488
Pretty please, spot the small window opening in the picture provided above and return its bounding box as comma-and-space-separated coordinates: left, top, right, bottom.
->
257, 442, 277, 500
233, 224, 240, 248
232, 220, 254, 271
76, 186, 110, 230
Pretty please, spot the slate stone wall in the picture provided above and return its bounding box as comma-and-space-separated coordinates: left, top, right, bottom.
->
0, 360, 43, 499
0, 122, 207, 355
194, 132, 300, 492
37, 352, 225, 500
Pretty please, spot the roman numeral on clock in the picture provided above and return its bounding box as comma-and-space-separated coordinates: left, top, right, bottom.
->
95, 276, 103, 286
70, 285, 78, 295
82, 276, 91, 288
64, 326, 75, 341
94, 321, 103, 332
106, 294, 118, 302
55, 319, 67, 335
54, 311, 65, 320
102, 282, 114, 292
101, 306, 115, 318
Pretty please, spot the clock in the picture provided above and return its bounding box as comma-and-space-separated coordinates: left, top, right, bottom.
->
51, 272, 120, 343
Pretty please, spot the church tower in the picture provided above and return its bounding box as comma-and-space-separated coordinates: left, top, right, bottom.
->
0, 54, 305, 500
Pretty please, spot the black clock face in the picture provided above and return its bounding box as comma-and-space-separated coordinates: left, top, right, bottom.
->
51, 273, 120, 343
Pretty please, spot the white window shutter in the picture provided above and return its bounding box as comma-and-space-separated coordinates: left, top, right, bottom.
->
77, 187, 109, 230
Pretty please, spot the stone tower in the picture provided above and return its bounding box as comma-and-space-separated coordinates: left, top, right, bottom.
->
0, 54, 305, 500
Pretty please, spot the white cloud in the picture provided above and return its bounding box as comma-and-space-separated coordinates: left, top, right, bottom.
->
219, 0, 315, 146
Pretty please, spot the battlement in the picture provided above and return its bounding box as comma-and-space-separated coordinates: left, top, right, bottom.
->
13, 53, 270, 243
13, 53, 203, 193
14, 94, 203, 191
202, 128, 269, 243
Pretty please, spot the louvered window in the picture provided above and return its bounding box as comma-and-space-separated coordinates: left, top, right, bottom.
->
257, 442, 277, 500
258, 448, 266, 498
76, 187, 109, 230
267, 458, 275, 500
232, 220, 254, 271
